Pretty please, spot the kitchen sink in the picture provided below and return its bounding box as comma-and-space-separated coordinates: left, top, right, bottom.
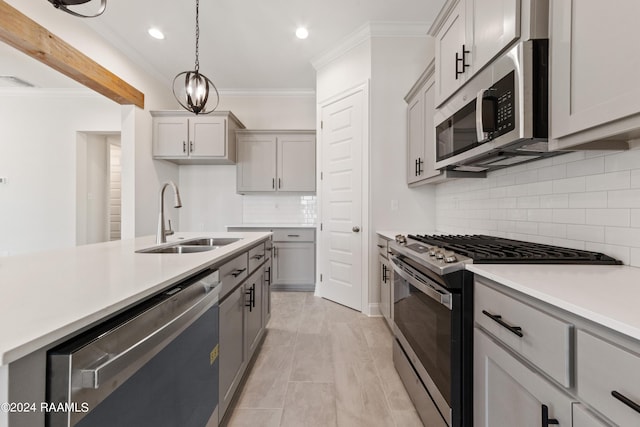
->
136, 237, 241, 254
180, 237, 241, 246
136, 245, 217, 254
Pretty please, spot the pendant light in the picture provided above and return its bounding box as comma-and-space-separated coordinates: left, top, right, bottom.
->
172, 0, 219, 115
47, 0, 106, 18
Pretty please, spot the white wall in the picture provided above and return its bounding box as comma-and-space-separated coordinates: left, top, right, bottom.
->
435, 145, 640, 267
6, 0, 180, 242
0, 93, 120, 255
178, 94, 317, 232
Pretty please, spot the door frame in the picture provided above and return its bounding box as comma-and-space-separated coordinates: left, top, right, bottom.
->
316, 81, 371, 314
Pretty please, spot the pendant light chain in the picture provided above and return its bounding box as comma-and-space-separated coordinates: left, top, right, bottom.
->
194, 0, 200, 73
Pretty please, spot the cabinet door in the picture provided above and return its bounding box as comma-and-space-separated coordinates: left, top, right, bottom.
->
244, 268, 264, 358
420, 77, 442, 181
153, 116, 188, 157
407, 92, 425, 184
572, 404, 610, 427
263, 262, 272, 327
435, 0, 467, 106
379, 255, 392, 328
277, 134, 316, 192
189, 116, 226, 158
551, 0, 640, 143
272, 242, 315, 285
474, 329, 574, 427
468, 0, 519, 74
236, 134, 277, 192
219, 285, 245, 417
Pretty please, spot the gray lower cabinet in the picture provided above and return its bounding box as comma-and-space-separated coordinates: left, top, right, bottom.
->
272, 242, 315, 290
474, 328, 574, 426
219, 284, 245, 418
244, 266, 264, 358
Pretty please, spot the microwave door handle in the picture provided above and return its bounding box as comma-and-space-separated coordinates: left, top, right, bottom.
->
475, 88, 487, 143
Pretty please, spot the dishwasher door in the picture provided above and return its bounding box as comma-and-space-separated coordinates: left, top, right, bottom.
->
47, 269, 220, 427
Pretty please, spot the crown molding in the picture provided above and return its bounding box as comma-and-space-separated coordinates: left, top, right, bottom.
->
218, 88, 315, 97
311, 21, 431, 71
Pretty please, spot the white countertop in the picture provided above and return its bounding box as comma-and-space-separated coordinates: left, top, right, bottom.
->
467, 264, 640, 342
0, 232, 271, 366
227, 224, 316, 229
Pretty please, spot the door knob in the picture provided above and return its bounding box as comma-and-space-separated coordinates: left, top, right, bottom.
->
352, 226, 360, 233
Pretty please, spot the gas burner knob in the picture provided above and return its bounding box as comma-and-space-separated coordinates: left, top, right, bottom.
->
445, 255, 457, 263
428, 247, 439, 257
435, 252, 444, 260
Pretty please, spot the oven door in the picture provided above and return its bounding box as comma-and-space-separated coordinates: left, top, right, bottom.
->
392, 255, 453, 426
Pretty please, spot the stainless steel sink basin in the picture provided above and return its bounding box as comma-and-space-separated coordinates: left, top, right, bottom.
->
181, 237, 241, 246
136, 237, 241, 254
136, 245, 217, 254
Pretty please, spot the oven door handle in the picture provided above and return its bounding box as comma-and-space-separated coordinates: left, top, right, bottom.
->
391, 260, 452, 310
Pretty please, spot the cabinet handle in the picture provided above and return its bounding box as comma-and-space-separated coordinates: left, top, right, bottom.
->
377, 244, 385, 249
189, 140, 194, 153
287, 234, 300, 237
418, 157, 423, 175
245, 284, 255, 312
251, 254, 264, 260
415, 158, 419, 176
612, 390, 640, 414
541, 404, 559, 427
278, 178, 281, 189
382, 264, 388, 283
183, 141, 186, 153
231, 268, 247, 278
455, 44, 471, 79
274, 247, 277, 258
482, 310, 523, 337
272, 178, 275, 189
265, 267, 271, 284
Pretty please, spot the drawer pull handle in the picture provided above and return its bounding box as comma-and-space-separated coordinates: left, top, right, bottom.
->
612, 390, 640, 414
251, 254, 264, 260
541, 404, 559, 426
377, 244, 384, 249
231, 268, 247, 278
287, 234, 300, 237
482, 310, 523, 337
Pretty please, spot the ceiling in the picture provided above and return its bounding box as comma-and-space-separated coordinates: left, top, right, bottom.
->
0, 0, 444, 92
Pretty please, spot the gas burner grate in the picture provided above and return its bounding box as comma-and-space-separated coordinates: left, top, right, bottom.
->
407, 234, 622, 265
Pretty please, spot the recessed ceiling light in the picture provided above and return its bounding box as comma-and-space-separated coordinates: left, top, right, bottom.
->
295, 27, 309, 40
148, 28, 165, 40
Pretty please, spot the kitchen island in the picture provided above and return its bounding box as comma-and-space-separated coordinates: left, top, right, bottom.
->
0, 231, 271, 427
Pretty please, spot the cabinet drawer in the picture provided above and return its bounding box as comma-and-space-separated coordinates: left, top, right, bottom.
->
219, 253, 248, 298
475, 280, 573, 387
272, 228, 315, 242
577, 330, 640, 426
248, 243, 266, 274
376, 236, 389, 259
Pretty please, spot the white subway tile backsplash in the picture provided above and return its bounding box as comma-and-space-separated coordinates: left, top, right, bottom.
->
586, 209, 630, 227
566, 225, 605, 243
552, 209, 585, 224
605, 227, 640, 248
553, 176, 586, 194
568, 192, 607, 208
242, 195, 317, 224
608, 189, 640, 208
585, 171, 630, 191
434, 146, 640, 265
566, 156, 605, 178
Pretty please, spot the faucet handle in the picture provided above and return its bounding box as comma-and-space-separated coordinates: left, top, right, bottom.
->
165, 219, 175, 237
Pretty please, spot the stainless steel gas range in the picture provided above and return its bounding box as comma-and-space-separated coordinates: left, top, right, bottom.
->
389, 234, 621, 427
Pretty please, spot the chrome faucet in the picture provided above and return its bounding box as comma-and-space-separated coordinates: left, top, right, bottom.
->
156, 181, 182, 244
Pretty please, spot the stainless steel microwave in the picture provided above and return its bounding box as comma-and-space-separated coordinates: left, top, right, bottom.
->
434, 39, 560, 172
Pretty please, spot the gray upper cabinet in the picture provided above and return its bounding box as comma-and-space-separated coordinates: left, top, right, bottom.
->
431, 0, 519, 106
405, 61, 447, 186
151, 110, 245, 164
236, 130, 316, 194
549, 0, 640, 150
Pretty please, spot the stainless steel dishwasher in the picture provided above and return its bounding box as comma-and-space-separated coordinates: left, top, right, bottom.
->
46, 268, 220, 427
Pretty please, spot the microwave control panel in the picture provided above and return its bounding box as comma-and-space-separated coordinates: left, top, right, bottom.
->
486, 71, 515, 139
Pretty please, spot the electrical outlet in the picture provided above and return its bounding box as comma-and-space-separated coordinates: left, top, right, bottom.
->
391, 199, 399, 211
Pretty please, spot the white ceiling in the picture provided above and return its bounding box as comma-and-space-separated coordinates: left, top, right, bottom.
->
0, 0, 445, 92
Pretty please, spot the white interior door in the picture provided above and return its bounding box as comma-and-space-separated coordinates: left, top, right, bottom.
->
319, 88, 365, 311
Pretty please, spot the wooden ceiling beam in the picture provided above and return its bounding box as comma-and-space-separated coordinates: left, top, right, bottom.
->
0, 0, 145, 108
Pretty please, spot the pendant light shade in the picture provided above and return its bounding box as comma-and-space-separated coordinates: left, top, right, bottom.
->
47, 0, 106, 18
173, 0, 219, 115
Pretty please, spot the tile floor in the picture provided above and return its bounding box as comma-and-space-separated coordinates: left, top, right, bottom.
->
224, 292, 424, 427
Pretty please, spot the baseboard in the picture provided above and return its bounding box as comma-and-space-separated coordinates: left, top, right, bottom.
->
368, 303, 382, 317
271, 284, 316, 292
